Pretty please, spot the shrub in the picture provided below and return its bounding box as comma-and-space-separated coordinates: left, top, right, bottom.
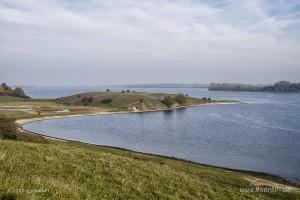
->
81, 96, 93, 106
101, 98, 112, 104
140, 99, 144, 103
121, 90, 125, 93
81, 97, 93, 103
2, 132, 17, 140
0, 193, 16, 200
126, 90, 131, 93
161, 96, 174, 107
0, 115, 18, 140
175, 93, 186, 104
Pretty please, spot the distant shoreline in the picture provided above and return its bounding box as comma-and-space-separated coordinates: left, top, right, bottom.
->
209, 81, 300, 93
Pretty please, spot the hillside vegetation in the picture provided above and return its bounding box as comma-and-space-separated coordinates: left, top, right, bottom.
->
0, 83, 29, 98
56, 91, 226, 111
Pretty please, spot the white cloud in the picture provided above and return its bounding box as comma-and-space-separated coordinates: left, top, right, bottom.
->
0, 0, 300, 84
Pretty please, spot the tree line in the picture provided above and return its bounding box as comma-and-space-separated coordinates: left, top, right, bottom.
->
209, 81, 300, 92
0, 83, 29, 98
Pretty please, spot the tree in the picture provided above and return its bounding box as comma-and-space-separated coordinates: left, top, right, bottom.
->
126, 89, 131, 93
13, 87, 29, 98
1, 83, 10, 90
274, 81, 291, 92
0, 83, 29, 98
161, 96, 174, 107
175, 93, 186, 104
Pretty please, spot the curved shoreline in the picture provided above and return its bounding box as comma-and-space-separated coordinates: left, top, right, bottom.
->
19, 123, 300, 191
15, 101, 300, 191
16, 101, 239, 126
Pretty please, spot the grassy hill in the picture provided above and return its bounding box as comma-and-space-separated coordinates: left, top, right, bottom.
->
1, 131, 299, 199
56, 91, 230, 112
0, 91, 236, 119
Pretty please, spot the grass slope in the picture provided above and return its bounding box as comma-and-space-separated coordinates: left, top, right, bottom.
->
1, 139, 299, 200
56, 91, 229, 111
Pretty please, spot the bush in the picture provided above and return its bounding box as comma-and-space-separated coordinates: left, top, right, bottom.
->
126, 90, 130, 93
121, 90, 125, 93
0, 193, 16, 200
81, 96, 93, 106
1, 132, 17, 140
161, 96, 174, 107
175, 93, 186, 104
0, 115, 18, 140
101, 98, 112, 104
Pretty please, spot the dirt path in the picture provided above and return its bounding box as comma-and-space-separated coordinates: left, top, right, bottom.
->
243, 175, 300, 193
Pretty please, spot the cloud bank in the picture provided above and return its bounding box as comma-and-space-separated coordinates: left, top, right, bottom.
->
1, 0, 300, 85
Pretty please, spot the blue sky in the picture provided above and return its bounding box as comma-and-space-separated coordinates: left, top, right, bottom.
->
0, 0, 300, 85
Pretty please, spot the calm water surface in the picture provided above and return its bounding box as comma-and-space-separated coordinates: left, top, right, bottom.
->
24, 87, 300, 184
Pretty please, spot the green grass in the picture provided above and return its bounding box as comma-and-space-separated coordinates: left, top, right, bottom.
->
0, 96, 52, 103
56, 91, 229, 111
0, 111, 38, 120
1, 139, 299, 200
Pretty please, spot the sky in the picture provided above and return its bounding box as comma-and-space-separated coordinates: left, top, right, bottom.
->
0, 0, 300, 86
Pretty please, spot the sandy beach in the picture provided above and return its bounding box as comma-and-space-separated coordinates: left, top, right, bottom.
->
16, 101, 240, 126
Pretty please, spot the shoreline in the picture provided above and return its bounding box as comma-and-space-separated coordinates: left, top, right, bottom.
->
14, 101, 300, 191
16, 101, 239, 126
19, 124, 300, 191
